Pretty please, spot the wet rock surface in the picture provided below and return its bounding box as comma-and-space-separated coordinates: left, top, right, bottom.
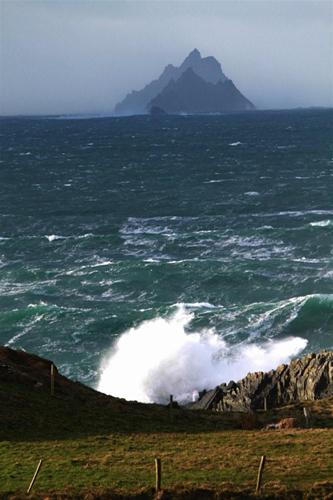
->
190, 351, 333, 411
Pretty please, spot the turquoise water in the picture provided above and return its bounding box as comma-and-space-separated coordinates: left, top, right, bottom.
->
1, 109, 333, 400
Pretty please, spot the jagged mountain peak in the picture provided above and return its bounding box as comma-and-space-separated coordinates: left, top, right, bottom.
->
161, 63, 176, 77
114, 49, 254, 115
184, 48, 202, 62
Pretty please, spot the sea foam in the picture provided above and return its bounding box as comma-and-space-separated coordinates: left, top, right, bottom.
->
97, 306, 307, 404
46, 234, 64, 242
310, 220, 332, 227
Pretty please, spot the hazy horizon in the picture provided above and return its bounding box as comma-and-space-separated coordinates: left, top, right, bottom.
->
1, 0, 332, 116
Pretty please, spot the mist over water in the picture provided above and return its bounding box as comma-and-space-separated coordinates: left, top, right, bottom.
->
0, 110, 332, 401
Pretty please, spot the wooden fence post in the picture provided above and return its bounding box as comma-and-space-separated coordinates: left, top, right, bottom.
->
263, 397, 267, 412
169, 394, 173, 422
255, 455, 266, 494
27, 459, 43, 494
155, 457, 161, 492
50, 363, 55, 396
303, 407, 310, 428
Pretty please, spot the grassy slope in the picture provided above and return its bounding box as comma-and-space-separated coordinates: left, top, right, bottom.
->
1, 361, 333, 497
1, 429, 333, 495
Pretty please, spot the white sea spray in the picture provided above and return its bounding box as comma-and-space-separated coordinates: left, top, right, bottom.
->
98, 306, 307, 404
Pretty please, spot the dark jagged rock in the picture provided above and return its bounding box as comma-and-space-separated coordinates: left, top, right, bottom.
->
149, 105, 167, 116
190, 351, 333, 412
114, 49, 254, 115
150, 68, 254, 114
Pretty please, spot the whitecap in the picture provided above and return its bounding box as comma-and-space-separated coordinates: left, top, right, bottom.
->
91, 260, 113, 267
309, 220, 331, 227
254, 209, 333, 218
292, 258, 321, 264
244, 191, 260, 196
6, 314, 44, 347
174, 302, 217, 309
204, 180, 223, 184
120, 221, 170, 236
99, 279, 119, 286
229, 141, 242, 146
167, 258, 202, 265
28, 301, 48, 308
45, 234, 65, 242
77, 233, 94, 239
194, 230, 216, 235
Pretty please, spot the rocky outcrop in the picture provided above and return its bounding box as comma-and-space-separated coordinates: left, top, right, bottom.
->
114, 48, 254, 115
149, 105, 167, 116
265, 417, 298, 430
190, 351, 333, 412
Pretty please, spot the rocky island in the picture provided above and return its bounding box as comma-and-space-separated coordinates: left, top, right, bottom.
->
114, 48, 255, 115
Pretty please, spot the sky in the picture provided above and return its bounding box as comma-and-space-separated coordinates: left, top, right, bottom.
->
0, 0, 332, 115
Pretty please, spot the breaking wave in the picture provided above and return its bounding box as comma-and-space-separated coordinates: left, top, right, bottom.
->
98, 305, 307, 404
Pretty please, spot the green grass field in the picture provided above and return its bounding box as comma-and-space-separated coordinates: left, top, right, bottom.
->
1, 428, 333, 496
1, 353, 332, 499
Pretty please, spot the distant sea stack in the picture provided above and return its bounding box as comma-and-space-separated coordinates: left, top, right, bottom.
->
114, 48, 255, 116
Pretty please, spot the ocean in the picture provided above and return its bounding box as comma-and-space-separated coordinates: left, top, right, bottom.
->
1, 109, 332, 403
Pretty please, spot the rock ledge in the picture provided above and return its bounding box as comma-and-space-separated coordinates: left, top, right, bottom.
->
190, 351, 333, 412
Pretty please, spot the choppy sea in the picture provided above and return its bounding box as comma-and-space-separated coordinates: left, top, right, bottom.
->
1, 109, 332, 403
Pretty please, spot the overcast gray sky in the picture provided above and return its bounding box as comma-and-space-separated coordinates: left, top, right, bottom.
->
1, 0, 332, 115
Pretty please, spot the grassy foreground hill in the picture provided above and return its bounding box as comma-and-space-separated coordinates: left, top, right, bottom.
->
0, 346, 332, 499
